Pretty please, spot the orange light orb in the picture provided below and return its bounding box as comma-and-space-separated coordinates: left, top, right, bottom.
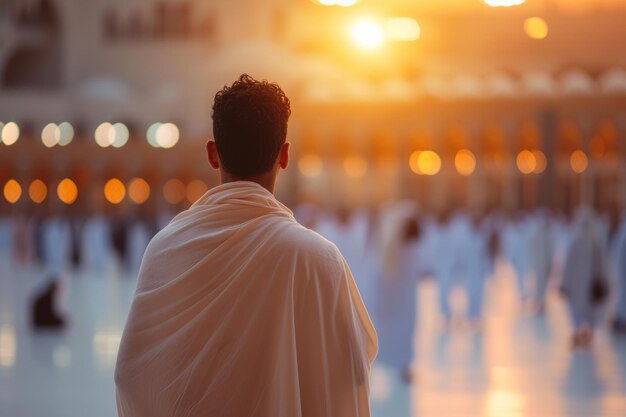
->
163, 179, 186, 204
3, 179, 22, 203
57, 178, 78, 204
29, 180, 47, 203
104, 178, 126, 204
570, 150, 588, 174
128, 178, 150, 204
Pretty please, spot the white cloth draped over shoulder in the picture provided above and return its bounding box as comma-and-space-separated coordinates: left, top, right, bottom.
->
115, 181, 377, 417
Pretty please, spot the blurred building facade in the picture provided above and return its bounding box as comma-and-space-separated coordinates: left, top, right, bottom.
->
1, 0, 626, 215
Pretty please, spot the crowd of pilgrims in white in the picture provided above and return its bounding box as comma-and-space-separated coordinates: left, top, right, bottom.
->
1, 203, 626, 377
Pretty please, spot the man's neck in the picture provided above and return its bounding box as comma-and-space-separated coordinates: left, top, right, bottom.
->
219, 170, 277, 194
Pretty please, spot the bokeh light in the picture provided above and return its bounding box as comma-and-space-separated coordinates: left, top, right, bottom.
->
409, 151, 422, 174
524, 17, 549, 40
570, 150, 588, 173
343, 155, 368, 178
483, 0, 526, 6
455, 149, 477, 176
1, 122, 20, 146
104, 178, 126, 204
57, 178, 78, 204
316, 0, 357, 6
155, 123, 180, 148
41, 123, 59, 147
298, 154, 324, 178
58, 122, 74, 146
128, 178, 150, 204
95, 122, 128, 148
163, 179, 186, 204
516, 150, 537, 174
187, 180, 208, 203
112, 123, 129, 148
532, 150, 547, 174
417, 151, 441, 176
385, 17, 421, 41
351, 20, 384, 49
95, 122, 115, 147
28, 179, 47, 204
3, 179, 22, 204
146, 123, 161, 147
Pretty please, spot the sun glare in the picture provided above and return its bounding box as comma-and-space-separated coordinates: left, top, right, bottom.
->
351, 20, 384, 49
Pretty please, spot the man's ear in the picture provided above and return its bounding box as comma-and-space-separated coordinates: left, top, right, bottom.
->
278, 142, 290, 170
206, 140, 220, 170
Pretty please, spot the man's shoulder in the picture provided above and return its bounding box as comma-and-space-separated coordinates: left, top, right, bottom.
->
277, 222, 344, 269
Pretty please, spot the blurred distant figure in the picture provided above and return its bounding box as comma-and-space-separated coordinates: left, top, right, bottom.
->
431, 210, 456, 324
0, 212, 12, 263
503, 212, 531, 301
31, 279, 67, 330
433, 211, 477, 325
528, 210, 556, 313
376, 215, 423, 382
612, 214, 626, 333
81, 213, 113, 273
42, 214, 72, 278
560, 210, 608, 348
464, 214, 492, 328
12, 213, 35, 265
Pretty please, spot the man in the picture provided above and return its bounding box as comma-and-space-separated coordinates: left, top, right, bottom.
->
115, 74, 377, 417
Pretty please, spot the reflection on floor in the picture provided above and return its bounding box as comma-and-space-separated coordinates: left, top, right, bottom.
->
1, 259, 625, 417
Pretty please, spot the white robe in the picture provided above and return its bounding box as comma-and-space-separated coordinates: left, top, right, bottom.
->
561, 232, 603, 328
115, 181, 377, 417
81, 215, 112, 272
613, 220, 626, 322
375, 238, 422, 370
42, 217, 72, 277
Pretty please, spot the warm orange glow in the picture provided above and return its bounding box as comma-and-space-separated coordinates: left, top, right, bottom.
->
57, 178, 78, 204
351, 20, 384, 49
298, 154, 324, 178
1, 122, 20, 146
29, 180, 47, 204
409, 151, 422, 174
343, 155, 368, 178
516, 150, 536, 174
455, 149, 476, 176
128, 178, 150, 204
385, 17, 421, 41
187, 180, 208, 203
163, 179, 186, 204
3, 179, 22, 204
104, 178, 126, 204
417, 151, 441, 176
589, 135, 606, 159
524, 17, 549, 40
570, 150, 588, 174
532, 150, 547, 174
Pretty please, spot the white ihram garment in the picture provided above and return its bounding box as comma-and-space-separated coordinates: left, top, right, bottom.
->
115, 181, 377, 417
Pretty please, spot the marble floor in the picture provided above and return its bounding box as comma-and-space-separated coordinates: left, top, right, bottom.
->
1, 259, 625, 417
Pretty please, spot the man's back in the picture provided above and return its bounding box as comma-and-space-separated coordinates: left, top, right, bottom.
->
115, 181, 377, 417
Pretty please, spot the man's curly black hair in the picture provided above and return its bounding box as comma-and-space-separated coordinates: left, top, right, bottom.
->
212, 74, 291, 178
